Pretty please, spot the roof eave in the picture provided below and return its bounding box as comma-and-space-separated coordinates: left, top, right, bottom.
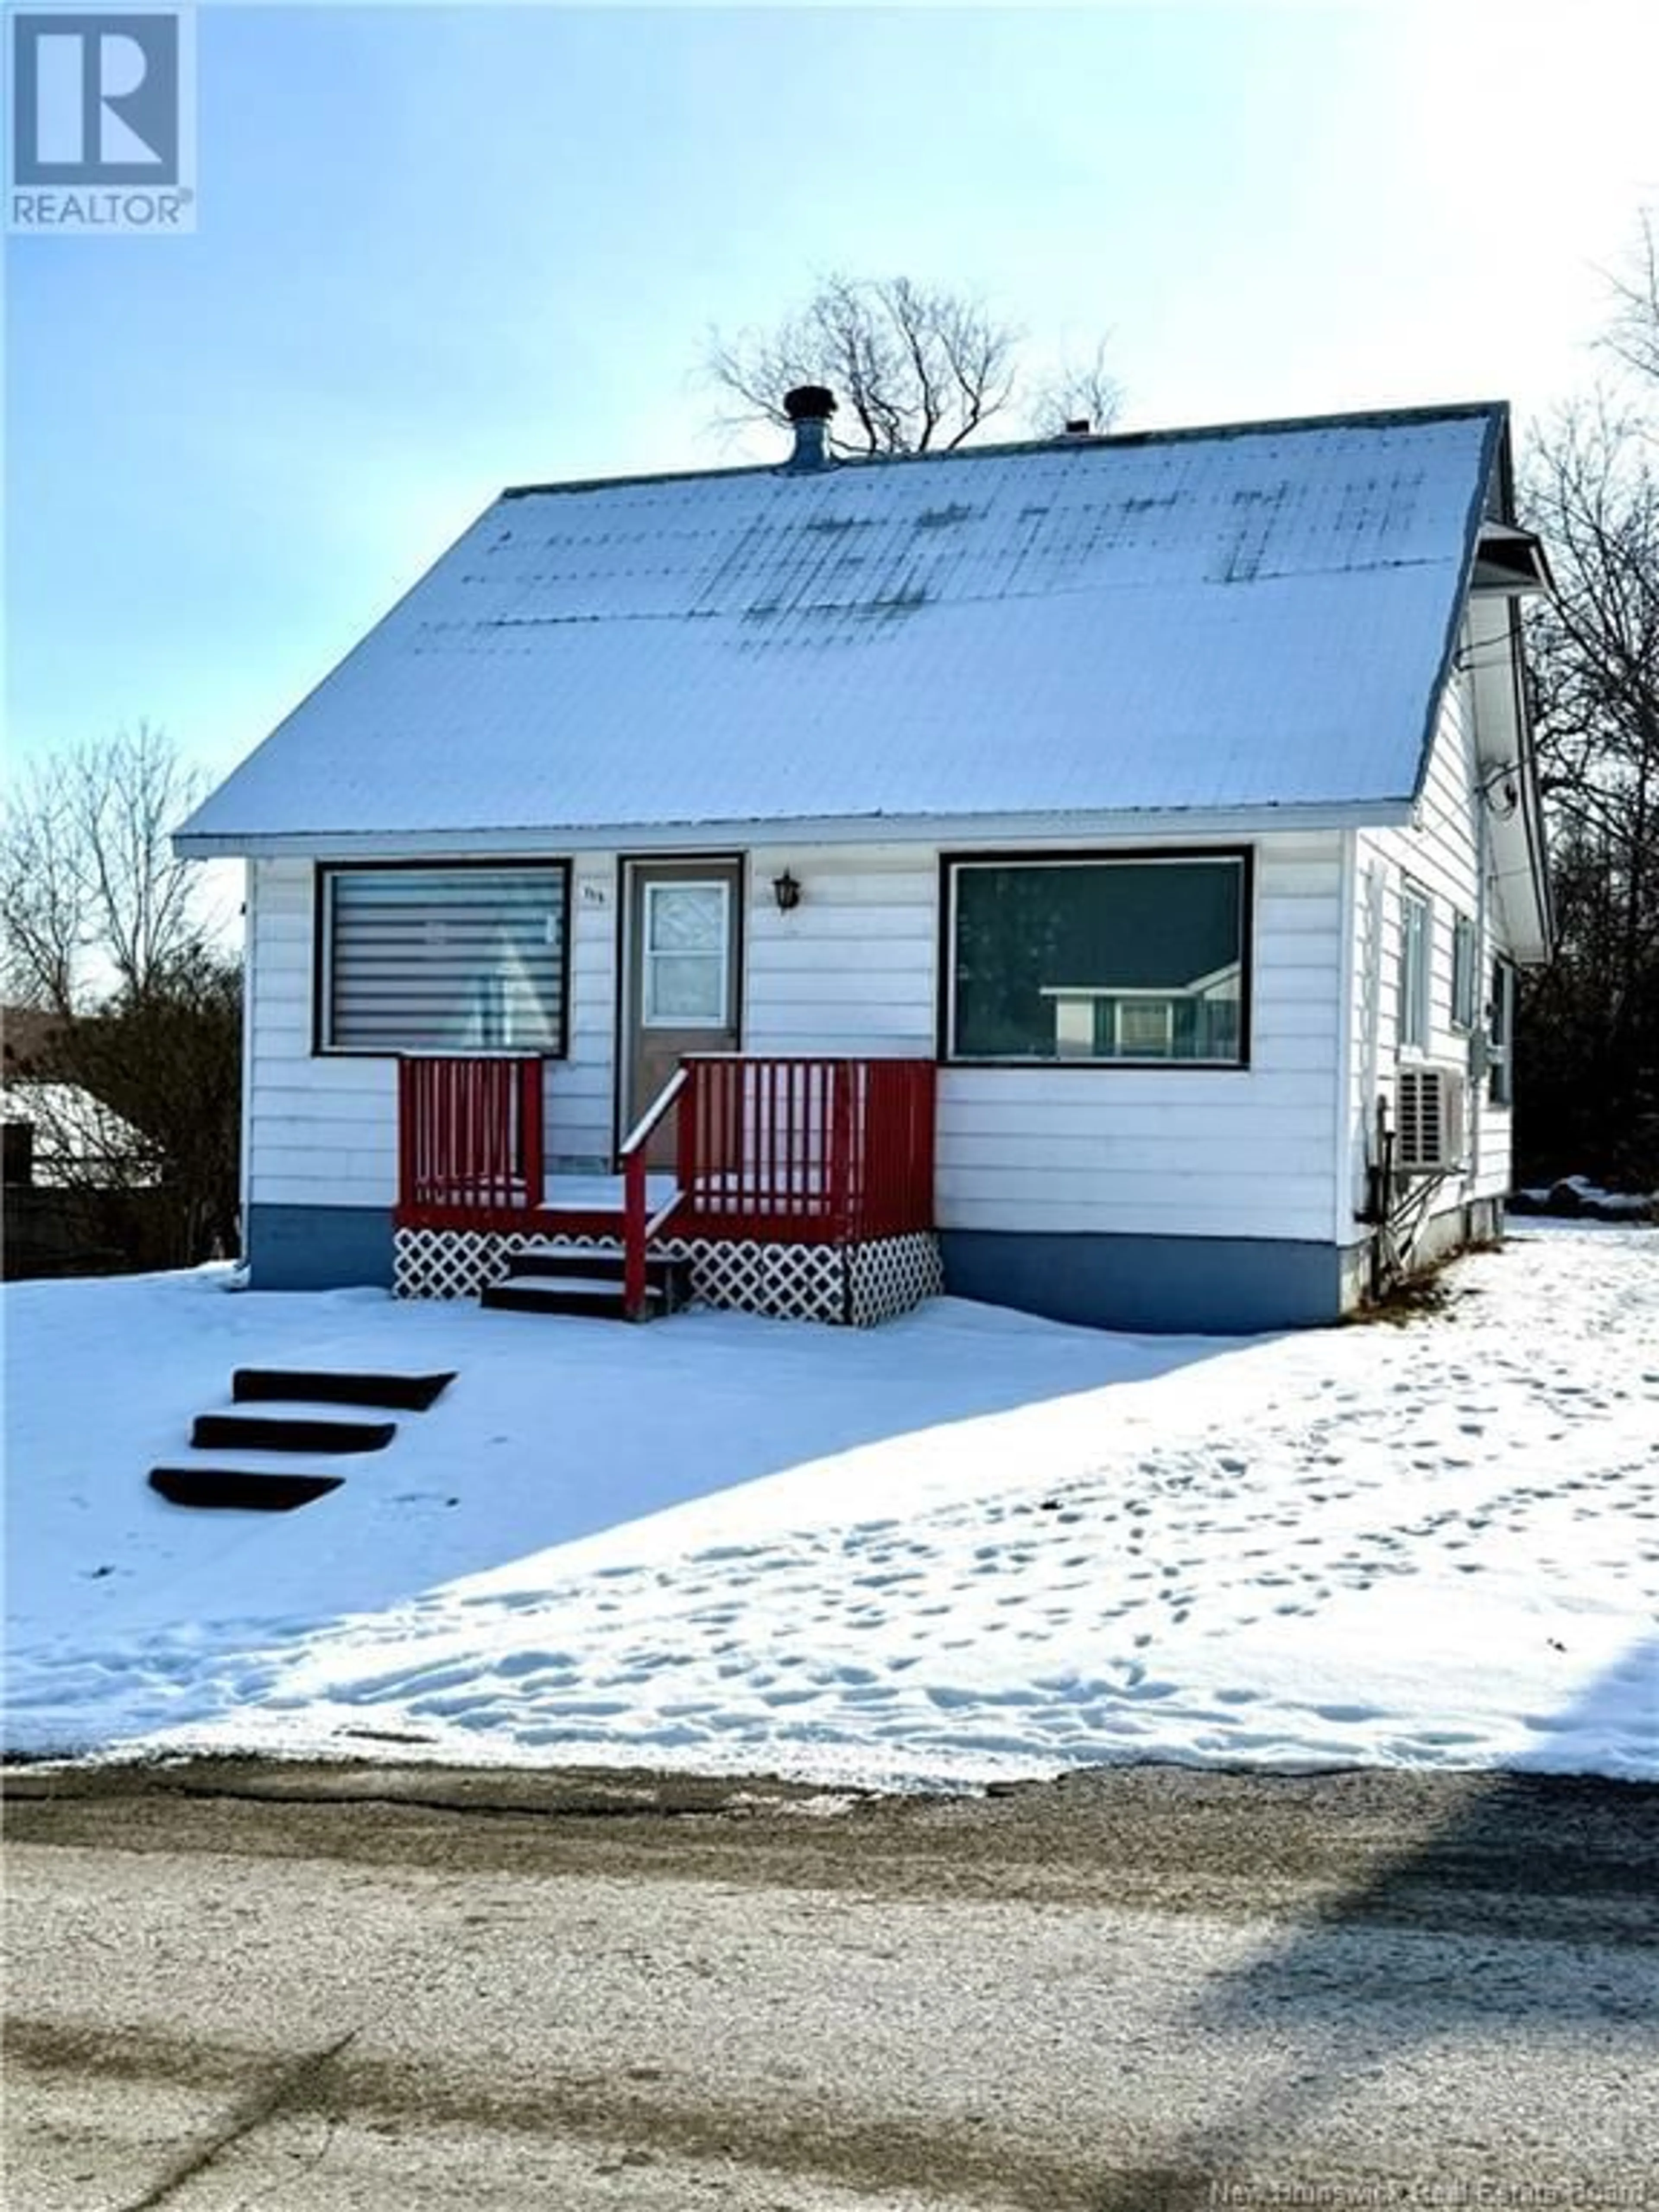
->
1410, 403, 1511, 810
175, 797, 1418, 863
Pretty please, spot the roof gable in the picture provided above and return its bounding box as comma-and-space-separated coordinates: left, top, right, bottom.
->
179, 404, 1505, 853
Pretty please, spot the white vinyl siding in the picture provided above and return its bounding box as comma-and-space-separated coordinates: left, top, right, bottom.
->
742, 845, 938, 1056
1343, 651, 1519, 1224
247, 856, 613, 1209
934, 834, 1344, 1242
319, 864, 567, 1054
247, 828, 1397, 1250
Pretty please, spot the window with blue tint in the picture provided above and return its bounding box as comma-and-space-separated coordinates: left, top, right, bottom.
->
947, 855, 1249, 1065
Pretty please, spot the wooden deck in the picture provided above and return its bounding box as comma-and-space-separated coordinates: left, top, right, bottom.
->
395, 1056, 937, 1249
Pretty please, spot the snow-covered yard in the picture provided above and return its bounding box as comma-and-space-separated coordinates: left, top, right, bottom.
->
4, 1227, 1656, 1787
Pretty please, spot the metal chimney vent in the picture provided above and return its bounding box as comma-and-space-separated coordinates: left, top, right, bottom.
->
782, 385, 837, 471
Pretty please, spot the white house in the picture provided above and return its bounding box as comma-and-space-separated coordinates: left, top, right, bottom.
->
177, 395, 1553, 1332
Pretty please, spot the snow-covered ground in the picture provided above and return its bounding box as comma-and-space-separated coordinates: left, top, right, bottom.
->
4, 1227, 1656, 1787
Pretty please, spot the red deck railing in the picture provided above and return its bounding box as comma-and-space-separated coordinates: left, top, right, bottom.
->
674, 1055, 936, 1243
616, 1055, 937, 1318
397, 1053, 937, 1316
396, 1055, 544, 1227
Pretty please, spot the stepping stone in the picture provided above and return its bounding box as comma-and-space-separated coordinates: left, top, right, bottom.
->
191, 1413, 396, 1455
231, 1368, 455, 1412
149, 1467, 344, 1512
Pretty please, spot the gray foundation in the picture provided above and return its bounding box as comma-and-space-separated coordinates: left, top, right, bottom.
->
245, 1205, 1497, 1332
246, 1204, 394, 1290
939, 1230, 1352, 1335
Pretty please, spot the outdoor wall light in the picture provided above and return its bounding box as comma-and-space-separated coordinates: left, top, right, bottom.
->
772, 870, 803, 914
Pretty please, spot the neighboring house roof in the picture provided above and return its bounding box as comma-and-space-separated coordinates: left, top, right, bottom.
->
177, 401, 1517, 857
1, 1081, 159, 1187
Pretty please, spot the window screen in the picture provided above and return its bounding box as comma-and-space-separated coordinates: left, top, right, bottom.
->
1398, 888, 1431, 1052
1450, 913, 1478, 1031
1488, 957, 1516, 1106
948, 856, 1248, 1063
321, 865, 567, 1053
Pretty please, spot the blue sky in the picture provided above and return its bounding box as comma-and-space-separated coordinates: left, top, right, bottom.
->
6, 0, 1657, 783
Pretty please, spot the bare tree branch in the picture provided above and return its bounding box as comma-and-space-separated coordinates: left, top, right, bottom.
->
3, 725, 242, 1268
1026, 338, 1125, 438
2, 723, 213, 1012
701, 273, 1117, 457
1519, 369, 1659, 1186
0, 768, 89, 1013
1605, 207, 1659, 389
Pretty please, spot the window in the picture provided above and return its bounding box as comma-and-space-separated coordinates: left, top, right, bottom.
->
1115, 998, 1176, 1057
946, 854, 1249, 1065
1398, 886, 1431, 1052
1450, 912, 1478, 1032
319, 864, 568, 1054
1488, 957, 1516, 1106
642, 880, 730, 1028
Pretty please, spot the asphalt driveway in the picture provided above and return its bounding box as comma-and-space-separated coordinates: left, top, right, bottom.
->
6, 1760, 1656, 2209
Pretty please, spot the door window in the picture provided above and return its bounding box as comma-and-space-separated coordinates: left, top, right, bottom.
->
642, 881, 730, 1027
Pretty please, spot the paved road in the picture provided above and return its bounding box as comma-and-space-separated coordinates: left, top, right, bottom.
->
6, 1761, 1657, 2210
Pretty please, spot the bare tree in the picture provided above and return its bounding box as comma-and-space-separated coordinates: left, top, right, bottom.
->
1026, 337, 1125, 441
0, 768, 84, 1014
2, 723, 214, 1013
2, 725, 242, 1269
1518, 242, 1659, 1188
704, 273, 1120, 456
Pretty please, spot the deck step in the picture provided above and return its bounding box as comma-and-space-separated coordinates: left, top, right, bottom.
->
481, 1278, 663, 1321
232, 1368, 454, 1411
189, 1412, 397, 1455
503, 1246, 692, 1302
149, 1466, 345, 1512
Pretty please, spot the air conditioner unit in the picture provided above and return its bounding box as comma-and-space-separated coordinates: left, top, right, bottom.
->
1395, 1066, 1468, 1175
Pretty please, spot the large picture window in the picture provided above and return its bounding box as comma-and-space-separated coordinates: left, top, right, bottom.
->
946, 853, 1249, 1065
319, 864, 569, 1054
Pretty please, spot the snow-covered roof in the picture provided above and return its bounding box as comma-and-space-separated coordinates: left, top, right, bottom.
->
1, 1081, 159, 1185
178, 403, 1507, 855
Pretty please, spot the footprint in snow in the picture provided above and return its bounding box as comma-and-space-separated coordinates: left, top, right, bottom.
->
493, 1649, 576, 1679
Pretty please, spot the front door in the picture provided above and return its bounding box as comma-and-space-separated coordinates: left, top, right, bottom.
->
622, 859, 743, 1165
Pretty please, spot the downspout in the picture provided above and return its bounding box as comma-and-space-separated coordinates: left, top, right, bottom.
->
1471, 753, 1491, 1224
1332, 828, 1359, 1286
1461, 637, 1491, 1229
1357, 849, 1388, 1299
238, 859, 257, 1268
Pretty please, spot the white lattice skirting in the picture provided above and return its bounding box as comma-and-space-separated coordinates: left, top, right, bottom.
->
394, 1227, 943, 1327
